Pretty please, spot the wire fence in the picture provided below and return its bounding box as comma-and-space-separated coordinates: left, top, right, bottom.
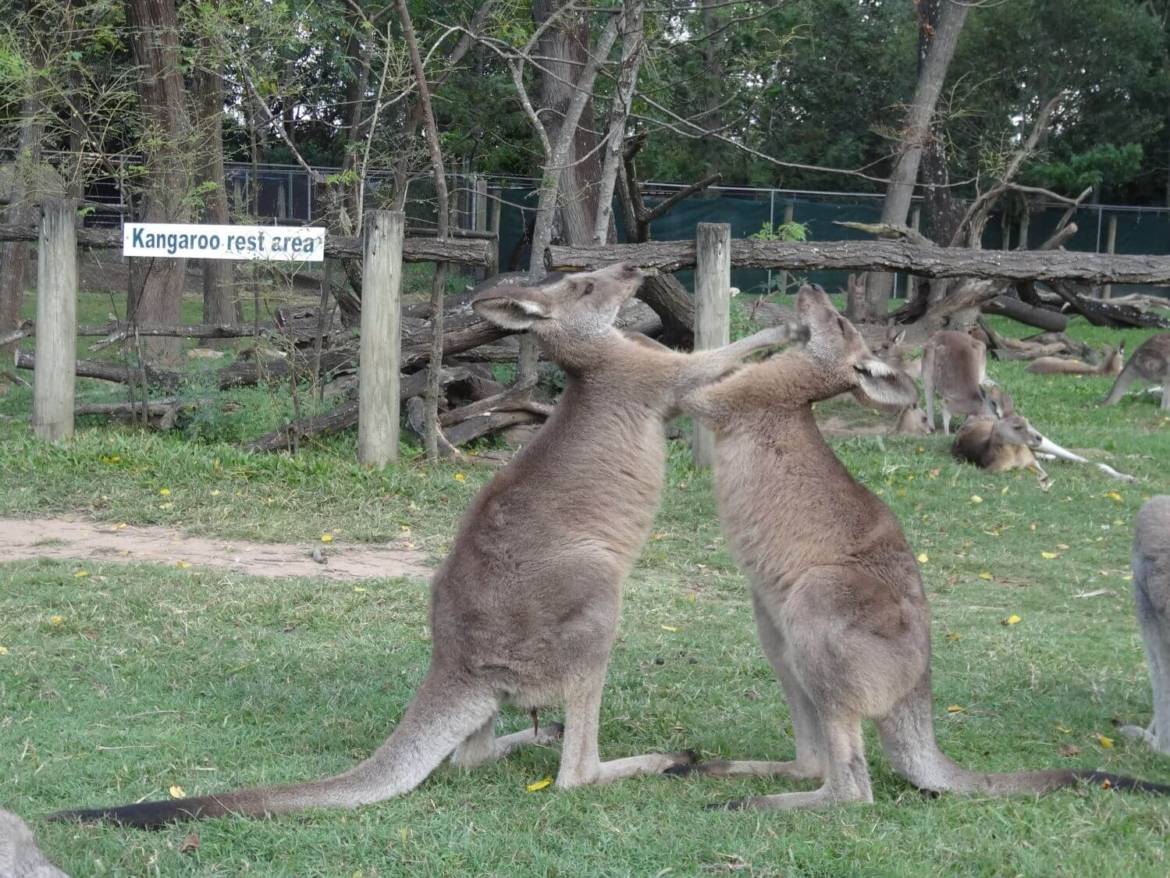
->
9, 150, 1170, 296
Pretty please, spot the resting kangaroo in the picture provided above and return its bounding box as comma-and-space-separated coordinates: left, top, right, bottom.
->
1120, 496, 1170, 755
1101, 333, 1170, 409
676, 285, 1169, 810
921, 330, 1008, 434
952, 414, 1052, 489
1027, 343, 1124, 377
55, 263, 795, 827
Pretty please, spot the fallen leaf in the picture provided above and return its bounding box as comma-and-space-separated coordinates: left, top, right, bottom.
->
946, 705, 964, 713
978, 571, 993, 581
158, 502, 174, 510
49, 615, 64, 626
1106, 491, 1122, 502
210, 489, 221, 497
917, 553, 929, 564
1041, 551, 1059, 560
453, 473, 467, 483
159, 487, 171, 496
179, 832, 200, 854
169, 784, 187, 799
1003, 614, 1022, 626
0, 646, 9, 655
321, 533, 334, 543
73, 569, 88, 578
1055, 724, 1072, 734
176, 561, 191, 570
353, 587, 367, 593
970, 495, 983, 504
660, 624, 679, 632
1059, 744, 1081, 757
1095, 734, 1114, 749
526, 777, 553, 792
946, 632, 961, 642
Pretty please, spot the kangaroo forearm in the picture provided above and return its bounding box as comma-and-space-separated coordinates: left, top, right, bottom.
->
674, 325, 797, 397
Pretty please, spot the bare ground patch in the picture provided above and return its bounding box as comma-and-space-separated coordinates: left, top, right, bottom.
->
0, 516, 431, 581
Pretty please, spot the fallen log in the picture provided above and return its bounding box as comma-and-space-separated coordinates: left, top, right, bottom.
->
549, 239, 1170, 285
982, 296, 1068, 332
1049, 281, 1170, 329
15, 350, 182, 390
244, 367, 469, 453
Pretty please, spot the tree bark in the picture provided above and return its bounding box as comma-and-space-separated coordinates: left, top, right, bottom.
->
396, 0, 451, 462
124, 0, 193, 362
193, 33, 240, 334
861, 0, 969, 321
0, 95, 42, 370
548, 239, 1170, 284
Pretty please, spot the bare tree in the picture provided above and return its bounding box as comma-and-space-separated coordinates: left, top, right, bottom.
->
858, 0, 970, 322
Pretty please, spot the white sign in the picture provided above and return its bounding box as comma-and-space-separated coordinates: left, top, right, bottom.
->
123, 223, 326, 262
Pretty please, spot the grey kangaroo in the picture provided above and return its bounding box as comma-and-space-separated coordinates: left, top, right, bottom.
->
0, 809, 68, 878
1120, 496, 1170, 755
1101, 333, 1170, 409
54, 263, 795, 827
921, 330, 1009, 434
675, 284, 1169, 810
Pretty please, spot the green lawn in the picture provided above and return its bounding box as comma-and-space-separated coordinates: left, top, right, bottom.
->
2, 314, 1170, 876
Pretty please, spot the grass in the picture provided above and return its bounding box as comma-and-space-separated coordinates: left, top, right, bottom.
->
2, 311, 1170, 876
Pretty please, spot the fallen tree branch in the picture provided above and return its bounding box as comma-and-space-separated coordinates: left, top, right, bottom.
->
15, 350, 182, 389
548, 239, 1170, 284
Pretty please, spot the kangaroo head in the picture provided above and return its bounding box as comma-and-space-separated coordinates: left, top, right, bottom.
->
994, 414, 1043, 448
796, 284, 918, 409
471, 263, 645, 340
895, 405, 932, 435
980, 385, 1014, 418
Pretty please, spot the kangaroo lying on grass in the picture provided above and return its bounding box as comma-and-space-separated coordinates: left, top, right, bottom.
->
675, 284, 1168, 810
1027, 343, 1124, 377
1120, 496, 1170, 755
1102, 333, 1170, 409
54, 263, 796, 828
952, 414, 1135, 487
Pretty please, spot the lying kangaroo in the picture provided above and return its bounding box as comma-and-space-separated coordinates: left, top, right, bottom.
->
54, 263, 795, 827
892, 405, 931, 436
1027, 342, 1124, 377
1102, 333, 1170, 409
1120, 496, 1170, 755
952, 414, 1052, 489
922, 330, 1006, 434
675, 284, 1168, 810
0, 809, 68, 878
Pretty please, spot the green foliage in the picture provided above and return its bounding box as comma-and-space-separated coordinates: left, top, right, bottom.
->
1023, 143, 1145, 196
750, 220, 808, 242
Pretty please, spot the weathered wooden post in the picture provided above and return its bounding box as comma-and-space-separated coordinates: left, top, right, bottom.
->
32, 198, 78, 441
692, 222, 731, 468
1103, 214, 1118, 299
358, 210, 404, 467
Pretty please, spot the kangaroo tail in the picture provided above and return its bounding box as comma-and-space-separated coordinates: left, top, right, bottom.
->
876, 683, 1170, 799
49, 672, 497, 828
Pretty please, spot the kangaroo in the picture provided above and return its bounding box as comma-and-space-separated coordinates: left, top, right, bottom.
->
0, 810, 69, 878
951, 414, 1052, 489
921, 330, 1004, 434
1027, 342, 1125, 376
673, 284, 1169, 810
1102, 333, 1170, 409
892, 404, 931, 436
1120, 496, 1170, 755
53, 263, 796, 828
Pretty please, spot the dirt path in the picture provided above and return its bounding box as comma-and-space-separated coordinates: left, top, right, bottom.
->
0, 517, 432, 582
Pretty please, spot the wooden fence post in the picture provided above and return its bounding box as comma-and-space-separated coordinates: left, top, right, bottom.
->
692, 222, 730, 468
1103, 214, 1118, 299
358, 209, 404, 467
32, 198, 78, 442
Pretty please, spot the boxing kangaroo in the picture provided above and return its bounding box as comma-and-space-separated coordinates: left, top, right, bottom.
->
55, 263, 796, 827
676, 285, 1169, 810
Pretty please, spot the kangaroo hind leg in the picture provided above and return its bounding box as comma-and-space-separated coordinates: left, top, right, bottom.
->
450, 712, 565, 770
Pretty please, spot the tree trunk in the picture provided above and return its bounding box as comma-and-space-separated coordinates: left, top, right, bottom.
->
0, 95, 42, 371
125, 0, 193, 362
193, 35, 240, 336
861, 0, 969, 322
533, 0, 605, 247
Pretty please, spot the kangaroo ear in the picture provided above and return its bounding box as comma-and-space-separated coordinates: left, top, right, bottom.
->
472, 291, 551, 330
851, 358, 918, 411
